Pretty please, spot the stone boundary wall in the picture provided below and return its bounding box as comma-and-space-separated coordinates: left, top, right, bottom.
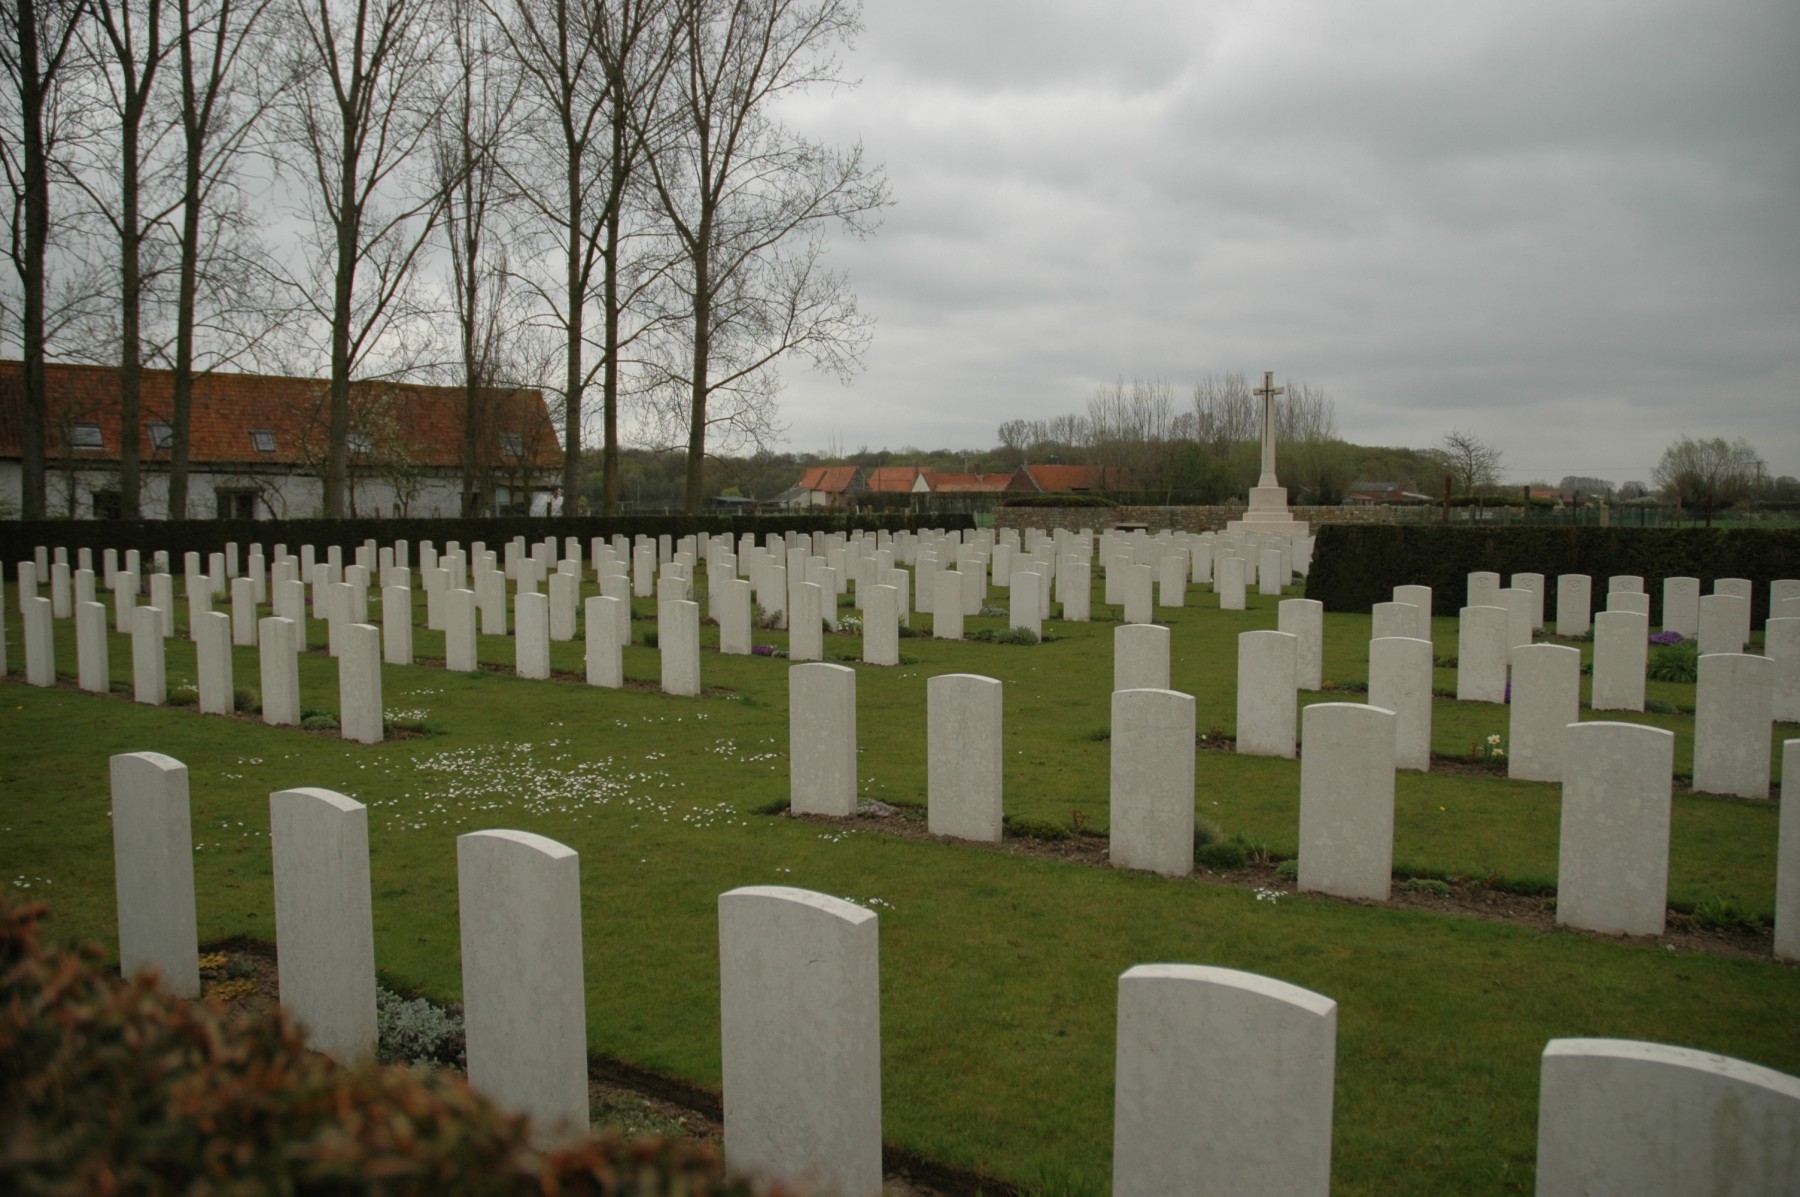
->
995, 504, 1401, 535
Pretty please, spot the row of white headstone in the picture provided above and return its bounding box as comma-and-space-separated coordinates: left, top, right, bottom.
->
798, 617, 1800, 961
109, 748, 1796, 1197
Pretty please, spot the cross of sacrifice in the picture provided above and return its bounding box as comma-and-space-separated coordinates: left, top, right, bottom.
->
1255, 370, 1285, 489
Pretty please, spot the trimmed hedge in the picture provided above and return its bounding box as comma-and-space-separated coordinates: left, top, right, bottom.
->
997, 493, 1116, 509
0, 511, 975, 567
1304, 525, 1800, 624
0, 893, 789, 1196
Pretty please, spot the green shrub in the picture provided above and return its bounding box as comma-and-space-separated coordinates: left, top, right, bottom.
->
1194, 840, 1248, 869
0, 893, 790, 1196
1649, 638, 1700, 683
300, 712, 340, 731
969, 626, 1039, 645
1402, 877, 1454, 897
166, 683, 199, 707
1274, 859, 1299, 880
1690, 895, 1768, 933
376, 985, 466, 1070
1003, 814, 1072, 842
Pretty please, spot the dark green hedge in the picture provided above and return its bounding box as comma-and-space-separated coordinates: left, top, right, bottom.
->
1304, 525, 1800, 624
1, 511, 975, 569
998, 493, 1116, 509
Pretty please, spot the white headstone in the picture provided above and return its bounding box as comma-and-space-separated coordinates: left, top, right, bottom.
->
1011, 569, 1044, 637
1371, 601, 1419, 642
1498, 586, 1533, 652
1557, 722, 1673, 936
75, 599, 109, 693
1661, 576, 1700, 638
22, 593, 53, 685
584, 596, 624, 686
1608, 575, 1644, 595
110, 752, 199, 998
445, 588, 478, 672
195, 610, 234, 715
259, 616, 301, 726
1113, 965, 1335, 1197
381, 585, 412, 665
339, 624, 383, 744
1467, 571, 1501, 609
1778, 739, 1800, 962
1697, 593, 1749, 655
515, 592, 551, 680
927, 673, 1002, 843
1456, 606, 1508, 703
458, 829, 588, 1146
790, 580, 824, 662
718, 886, 882, 1197
1535, 1038, 1800, 1197
131, 605, 165, 704
1556, 574, 1592, 638
1692, 653, 1772, 799
270, 788, 377, 1066
1216, 555, 1247, 611
1120, 563, 1154, 624
1508, 644, 1581, 782
790, 662, 856, 816
1591, 610, 1648, 712
1278, 598, 1324, 691
1770, 619, 1800, 723
1368, 636, 1433, 772
660, 598, 701, 696
933, 570, 964, 640
1110, 688, 1196, 876
1393, 584, 1432, 640
1298, 703, 1396, 901
863, 584, 899, 666
1114, 623, 1170, 693
1236, 630, 1297, 758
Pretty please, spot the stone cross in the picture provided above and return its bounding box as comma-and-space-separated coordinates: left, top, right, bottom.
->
1255, 370, 1285, 488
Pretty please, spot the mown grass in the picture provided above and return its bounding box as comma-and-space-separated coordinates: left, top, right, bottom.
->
1, 566, 1795, 1196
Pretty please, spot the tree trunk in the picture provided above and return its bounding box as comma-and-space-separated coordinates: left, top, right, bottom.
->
119, 91, 147, 518
16, 0, 49, 520
562, 144, 584, 518
326, 103, 359, 519
600, 110, 623, 517
684, 260, 709, 514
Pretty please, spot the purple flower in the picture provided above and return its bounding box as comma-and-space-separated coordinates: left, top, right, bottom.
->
752, 644, 774, 656
1648, 631, 1684, 645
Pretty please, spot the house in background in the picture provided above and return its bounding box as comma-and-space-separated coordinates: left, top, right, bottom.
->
1009, 463, 1135, 494
788, 465, 865, 509
1341, 480, 1433, 506
0, 361, 563, 519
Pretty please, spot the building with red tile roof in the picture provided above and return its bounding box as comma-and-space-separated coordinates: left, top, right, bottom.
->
1011, 463, 1135, 493
0, 361, 562, 519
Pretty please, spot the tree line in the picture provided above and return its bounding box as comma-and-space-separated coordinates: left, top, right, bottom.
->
2, 0, 887, 519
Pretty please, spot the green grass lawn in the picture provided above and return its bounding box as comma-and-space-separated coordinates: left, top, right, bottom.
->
2, 567, 1795, 1196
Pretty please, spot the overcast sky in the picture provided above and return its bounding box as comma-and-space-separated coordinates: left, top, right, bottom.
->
764, 0, 1799, 484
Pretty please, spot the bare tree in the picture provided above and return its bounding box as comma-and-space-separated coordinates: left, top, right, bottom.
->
1652, 434, 1763, 526
643, 0, 887, 513
1436, 428, 1504, 496
435, 0, 517, 515
1, 0, 89, 518
272, 0, 447, 517
164, 0, 279, 516
75, 0, 176, 517
488, 0, 672, 517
